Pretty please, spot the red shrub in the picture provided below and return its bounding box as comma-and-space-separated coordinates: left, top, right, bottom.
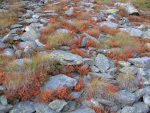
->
71, 48, 86, 57
0, 71, 5, 84
100, 26, 119, 35
90, 106, 102, 113
105, 83, 118, 93
76, 65, 90, 75
74, 78, 84, 91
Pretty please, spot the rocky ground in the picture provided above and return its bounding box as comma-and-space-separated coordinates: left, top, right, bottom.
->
0, 0, 150, 113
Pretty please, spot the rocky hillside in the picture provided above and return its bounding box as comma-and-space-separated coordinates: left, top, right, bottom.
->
0, 0, 150, 113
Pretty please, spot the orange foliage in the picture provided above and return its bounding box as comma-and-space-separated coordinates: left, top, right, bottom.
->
71, 48, 86, 57
69, 38, 82, 48
74, 78, 84, 91
76, 65, 90, 75
0, 71, 5, 84
91, 106, 102, 113
86, 39, 96, 48
105, 83, 118, 93
128, 15, 143, 22
100, 26, 119, 35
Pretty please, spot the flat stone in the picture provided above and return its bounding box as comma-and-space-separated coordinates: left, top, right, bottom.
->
0, 96, 7, 106
0, 104, 13, 113
143, 29, 150, 39
49, 99, 67, 112
94, 54, 110, 72
115, 90, 136, 105
10, 24, 23, 29
63, 101, 78, 112
34, 103, 55, 113
44, 74, 77, 90
98, 21, 118, 28
120, 28, 143, 37
120, 106, 136, 113
19, 41, 37, 49
49, 50, 83, 65
118, 61, 131, 67
69, 107, 96, 113
128, 57, 150, 69
133, 102, 149, 113
9, 101, 35, 113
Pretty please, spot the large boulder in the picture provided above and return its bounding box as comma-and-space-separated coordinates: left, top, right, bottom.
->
44, 74, 77, 90
49, 50, 83, 65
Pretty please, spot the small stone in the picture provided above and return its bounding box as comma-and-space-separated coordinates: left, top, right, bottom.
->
0, 96, 7, 106
65, 7, 74, 16
120, 106, 136, 113
44, 74, 77, 90
49, 99, 67, 112
118, 61, 131, 67
95, 54, 110, 72
19, 41, 37, 49
115, 90, 136, 105
98, 21, 118, 28
143, 95, 150, 107
133, 102, 149, 113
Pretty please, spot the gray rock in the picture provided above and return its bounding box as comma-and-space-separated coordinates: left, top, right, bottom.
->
133, 102, 149, 113
89, 72, 114, 79
9, 101, 35, 113
49, 50, 83, 65
65, 7, 74, 16
95, 54, 110, 72
20, 26, 40, 41
0, 42, 6, 49
15, 50, 22, 58
0, 96, 7, 106
143, 95, 150, 107
0, 86, 6, 91
128, 57, 150, 69
120, 106, 136, 113
91, 66, 100, 73
119, 66, 138, 75
69, 107, 96, 113
1, 33, 13, 42
3, 48, 14, 57
56, 28, 70, 34
98, 21, 118, 28
71, 92, 82, 99
143, 29, 150, 39
107, 68, 117, 76
0, 104, 13, 113
63, 101, 78, 112
118, 61, 131, 67
49, 99, 67, 112
10, 24, 23, 29
120, 28, 143, 37
34, 103, 55, 113
19, 41, 37, 49
115, 90, 136, 105
97, 98, 115, 106
134, 89, 145, 101
44, 74, 77, 90
115, 2, 139, 15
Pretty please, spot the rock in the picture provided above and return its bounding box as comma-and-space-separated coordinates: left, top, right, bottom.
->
71, 92, 82, 99
20, 26, 40, 41
120, 28, 143, 37
115, 90, 136, 105
81, 33, 99, 47
145, 43, 150, 49
105, 9, 119, 14
0, 86, 6, 91
97, 98, 115, 106
35, 39, 45, 48
34, 103, 55, 113
143, 95, 150, 107
134, 89, 145, 101
1, 33, 13, 42
119, 66, 138, 75
98, 21, 118, 28
128, 57, 150, 69
15, 50, 22, 58
0, 42, 6, 49
0, 104, 13, 113
44, 74, 77, 90
10, 24, 23, 29
3, 48, 14, 57
133, 102, 149, 113
143, 29, 150, 39
9, 101, 35, 113
24, 46, 35, 57
19, 41, 37, 49
69, 107, 96, 113
115, 2, 139, 15
94, 54, 110, 72
91, 66, 100, 73
65, 7, 74, 16
118, 61, 131, 67
144, 86, 150, 95
0, 96, 7, 106
56, 28, 70, 34
120, 106, 136, 113
49, 50, 83, 65
89, 72, 114, 79
63, 101, 78, 112
49, 99, 67, 112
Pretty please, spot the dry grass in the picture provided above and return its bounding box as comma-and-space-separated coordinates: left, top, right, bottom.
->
41, 30, 72, 49
0, 11, 18, 29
